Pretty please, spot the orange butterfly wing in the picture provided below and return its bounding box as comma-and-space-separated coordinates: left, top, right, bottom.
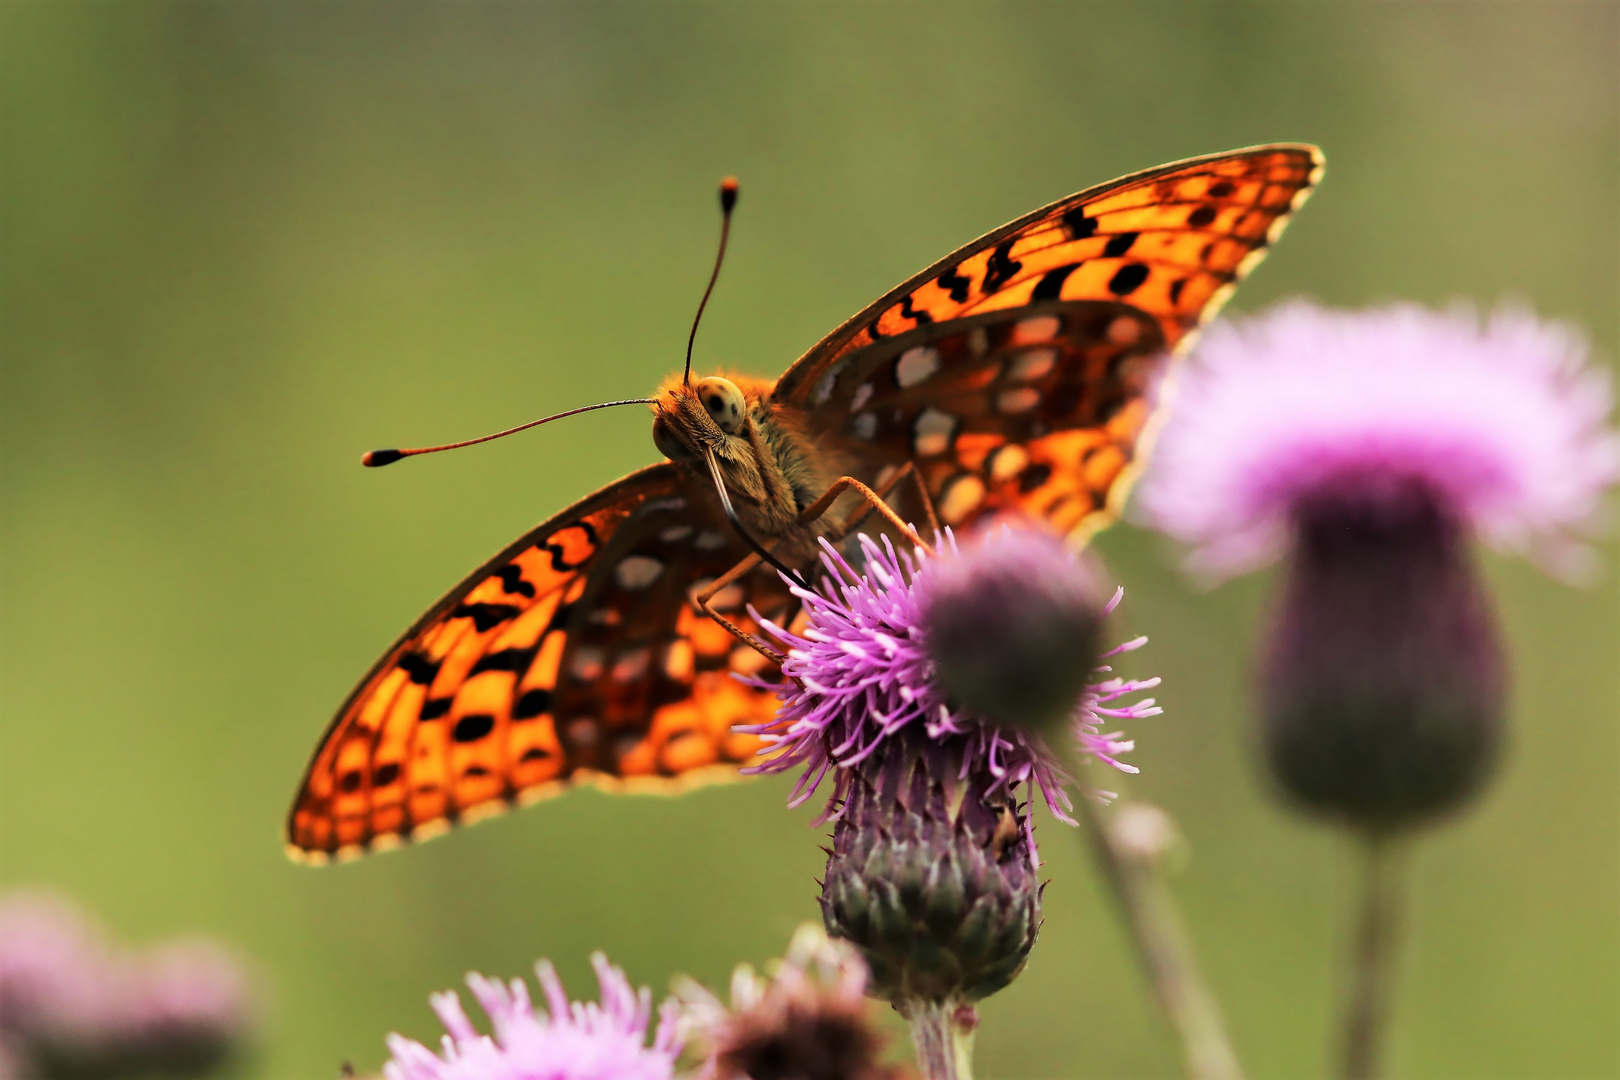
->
776, 143, 1323, 538
285, 465, 796, 863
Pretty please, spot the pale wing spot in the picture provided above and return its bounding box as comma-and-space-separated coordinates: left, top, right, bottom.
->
695, 530, 730, 551
565, 718, 599, 748
938, 474, 986, 525
996, 387, 1041, 414
1008, 348, 1058, 381
967, 328, 990, 356
611, 647, 651, 684
1012, 315, 1062, 345
1236, 247, 1268, 278
729, 644, 772, 675
614, 554, 664, 590
875, 463, 901, 489
663, 640, 695, 682
988, 444, 1029, 482
587, 607, 623, 627
913, 407, 958, 458
850, 413, 879, 440
659, 524, 694, 543
850, 382, 875, 410
1107, 316, 1142, 346
895, 346, 942, 388
707, 582, 746, 611
812, 356, 852, 405
570, 647, 605, 683
639, 496, 687, 514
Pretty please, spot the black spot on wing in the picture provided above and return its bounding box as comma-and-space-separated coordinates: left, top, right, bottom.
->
1107, 264, 1150, 296
512, 688, 553, 720
451, 714, 496, 743
1062, 207, 1097, 240
419, 697, 452, 721
1187, 205, 1218, 228
1102, 232, 1139, 258
898, 295, 934, 326
373, 763, 400, 786
493, 564, 537, 599
982, 240, 1023, 293
1031, 263, 1079, 302
399, 652, 441, 686
937, 264, 972, 303
451, 603, 521, 632
470, 646, 540, 676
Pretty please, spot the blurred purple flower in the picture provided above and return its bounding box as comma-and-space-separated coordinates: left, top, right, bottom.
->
383, 954, 681, 1080
742, 528, 1161, 831
1138, 300, 1620, 829
0, 890, 253, 1080
1138, 300, 1620, 580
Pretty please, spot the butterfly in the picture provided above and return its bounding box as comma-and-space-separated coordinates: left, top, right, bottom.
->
286, 144, 1324, 863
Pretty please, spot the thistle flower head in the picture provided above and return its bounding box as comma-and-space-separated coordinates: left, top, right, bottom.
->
1138, 300, 1620, 580
1138, 300, 1620, 830
383, 955, 681, 1080
0, 890, 253, 1080
742, 527, 1162, 832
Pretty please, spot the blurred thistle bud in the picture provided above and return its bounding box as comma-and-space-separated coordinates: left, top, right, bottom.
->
1260, 478, 1504, 829
678, 924, 905, 1080
915, 528, 1110, 740
1140, 300, 1620, 832
0, 891, 255, 1080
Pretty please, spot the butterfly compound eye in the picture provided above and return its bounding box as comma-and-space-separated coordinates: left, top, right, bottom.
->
694, 376, 747, 434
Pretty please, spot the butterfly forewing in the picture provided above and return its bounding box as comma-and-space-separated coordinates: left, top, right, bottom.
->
776, 144, 1322, 405
286, 465, 791, 863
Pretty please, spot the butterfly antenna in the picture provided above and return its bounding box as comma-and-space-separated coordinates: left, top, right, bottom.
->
703, 449, 807, 586
683, 177, 739, 387
362, 398, 656, 467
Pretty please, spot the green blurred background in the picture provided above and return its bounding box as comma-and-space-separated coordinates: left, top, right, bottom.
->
3, 3, 1615, 1078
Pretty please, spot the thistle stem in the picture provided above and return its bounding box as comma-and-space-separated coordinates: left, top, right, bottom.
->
1341, 832, 1407, 1080
1078, 798, 1245, 1080
905, 1001, 976, 1080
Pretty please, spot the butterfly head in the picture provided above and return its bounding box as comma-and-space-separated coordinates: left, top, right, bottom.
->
652, 374, 753, 463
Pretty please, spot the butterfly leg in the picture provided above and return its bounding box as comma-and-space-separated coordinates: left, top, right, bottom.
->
690, 553, 789, 666
826, 460, 941, 541
796, 470, 934, 555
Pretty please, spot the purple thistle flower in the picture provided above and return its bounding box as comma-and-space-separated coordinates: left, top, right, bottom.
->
0, 890, 254, 1080
383, 954, 681, 1080
1138, 300, 1620, 830
1138, 300, 1620, 581
741, 527, 1162, 831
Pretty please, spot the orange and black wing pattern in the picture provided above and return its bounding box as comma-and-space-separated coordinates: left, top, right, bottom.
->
776, 144, 1323, 540
777, 145, 1322, 402
285, 465, 796, 864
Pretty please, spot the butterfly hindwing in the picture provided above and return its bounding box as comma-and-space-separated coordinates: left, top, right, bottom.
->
285, 465, 793, 863
797, 300, 1170, 538
776, 144, 1322, 406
